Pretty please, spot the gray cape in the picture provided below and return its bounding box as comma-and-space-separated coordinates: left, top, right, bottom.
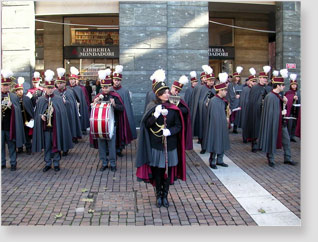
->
32, 95, 74, 153
67, 85, 90, 131
202, 96, 230, 154
245, 84, 269, 140
258, 92, 281, 154
7, 93, 26, 148
54, 89, 82, 139
189, 84, 204, 137
199, 86, 215, 140
21, 95, 35, 119
237, 85, 251, 129
114, 86, 137, 139
184, 86, 194, 107
143, 90, 156, 113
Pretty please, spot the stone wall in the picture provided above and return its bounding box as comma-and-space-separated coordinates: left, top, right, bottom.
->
120, 1, 209, 125
2, 1, 35, 86
276, 1, 301, 87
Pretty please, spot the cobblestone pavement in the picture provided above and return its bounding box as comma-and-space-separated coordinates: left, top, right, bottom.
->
1, 131, 300, 226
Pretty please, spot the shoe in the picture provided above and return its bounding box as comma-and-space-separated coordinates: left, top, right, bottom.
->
162, 195, 169, 208
200, 149, 206, 154
43, 166, 51, 172
1, 165, 6, 169
210, 164, 217, 169
284, 160, 297, 166
290, 137, 297, 142
10, 165, 16, 171
233, 129, 238, 134
156, 194, 162, 208
116, 152, 123, 157
110, 166, 117, 172
217, 163, 229, 167
26, 149, 32, 155
62, 151, 68, 156
243, 139, 247, 143
99, 165, 108, 171
268, 160, 275, 167
17, 148, 23, 154
73, 138, 78, 144
252, 148, 258, 153
54, 166, 60, 172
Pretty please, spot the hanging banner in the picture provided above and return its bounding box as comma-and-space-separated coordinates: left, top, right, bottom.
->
209, 46, 235, 60
64, 46, 119, 59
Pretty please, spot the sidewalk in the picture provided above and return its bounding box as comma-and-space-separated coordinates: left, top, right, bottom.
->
1, 131, 300, 226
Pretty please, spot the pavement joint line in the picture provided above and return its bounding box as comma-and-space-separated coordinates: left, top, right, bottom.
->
192, 141, 301, 226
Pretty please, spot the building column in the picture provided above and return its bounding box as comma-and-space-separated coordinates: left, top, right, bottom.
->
1, 1, 35, 85
276, 1, 301, 85
120, 1, 208, 124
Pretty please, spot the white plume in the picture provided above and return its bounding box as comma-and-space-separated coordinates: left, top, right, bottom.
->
18, 77, 25, 85
56, 68, 66, 78
98, 70, 107, 80
150, 74, 155, 81
70, 66, 79, 75
280, 69, 288, 78
178, 75, 189, 85
202, 65, 212, 75
190, 71, 197, 78
249, 68, 256, 76
105, 68, 112, 77
218, 72, 228, 83
1, 69, 13, 79
114, 65, 123, 74
263, 65, 271, 74
33, 71, 40, 79
152, 69, 166, 83
236, 66, 243, 74
44, 69, 55, 82
290, 73, 297, 81
201, 65, 209, 71
272, 70, 279, 77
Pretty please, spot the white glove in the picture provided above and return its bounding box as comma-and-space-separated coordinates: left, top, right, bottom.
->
154, 105, 162, 118
26, 92, 32, 99
163, 128, 171, 137
282, 109, 287, 116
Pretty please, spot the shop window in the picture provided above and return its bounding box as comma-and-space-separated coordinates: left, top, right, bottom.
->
64, 16, 119, 47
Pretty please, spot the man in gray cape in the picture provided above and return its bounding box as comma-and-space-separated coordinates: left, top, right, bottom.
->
239, 74, 257, 143
189, 65, 209, 142
184, 71, 198, 107
112, 65, 137, 143
258, 74, 297, 167
1, 70, 26, 171
202, 73, 230, 169
14, 77, 34, 155
54, 68, 82, 149
68, 66, 90, 134
32, 70, 74, 172
245, 66, 270, 152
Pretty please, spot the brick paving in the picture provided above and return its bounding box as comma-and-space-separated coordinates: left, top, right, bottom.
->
1, 131, 300, 226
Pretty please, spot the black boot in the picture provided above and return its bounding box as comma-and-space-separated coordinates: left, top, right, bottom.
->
162, 178, 170, 208
155, 182, 162, 208
233, 125, 238, 134
153, 167, 162, 208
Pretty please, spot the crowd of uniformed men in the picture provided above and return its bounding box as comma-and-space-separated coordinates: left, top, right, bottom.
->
1, 64, 300, 207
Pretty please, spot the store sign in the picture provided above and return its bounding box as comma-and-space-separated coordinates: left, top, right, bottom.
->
286, 63, 296, 69
64, 46, 119, 59
209, 46, 235, 59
